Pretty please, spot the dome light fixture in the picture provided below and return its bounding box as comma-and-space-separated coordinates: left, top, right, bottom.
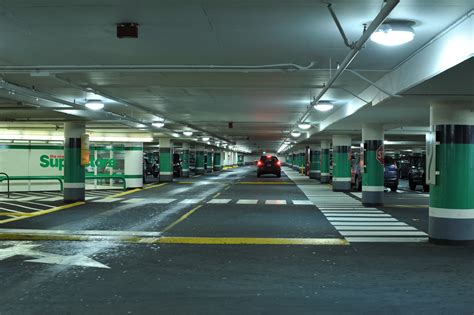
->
202, 137, 210, 141
290, 131, 301, 138
85, 100, 104, 110
314, 101, 334, 112
183, 131, 193, 136
152, 122, 165, 128
370, 21, 415, 46
298, 123, 311, 130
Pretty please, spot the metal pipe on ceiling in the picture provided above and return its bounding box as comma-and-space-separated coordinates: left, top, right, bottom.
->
299, 0, 400, 123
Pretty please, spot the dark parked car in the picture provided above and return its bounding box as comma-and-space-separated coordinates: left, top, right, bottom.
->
143, 155, 159, 178
408, 157, 429, 192
257, 155, 281, 178
384, 156, 399, 192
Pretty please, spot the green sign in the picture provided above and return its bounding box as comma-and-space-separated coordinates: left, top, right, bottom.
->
40, 155, 116, 171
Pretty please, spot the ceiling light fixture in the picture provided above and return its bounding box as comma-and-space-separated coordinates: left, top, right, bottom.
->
202, 137, 210, 141
183, 131, 193, 136
314, 101, 334, 112
291, 131, 301, 138
152, 122, 165, 128
85, 100, 104, 110
298, 123, 311, 130
370, 21, 415, 46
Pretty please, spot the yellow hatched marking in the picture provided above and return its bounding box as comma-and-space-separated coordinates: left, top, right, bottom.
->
0, 202, 85, 224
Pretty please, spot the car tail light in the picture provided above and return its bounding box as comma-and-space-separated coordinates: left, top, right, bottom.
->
276, 161, 281, 166
257, 161, 263, 167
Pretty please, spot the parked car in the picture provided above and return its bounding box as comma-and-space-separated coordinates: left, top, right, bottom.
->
143, 155, 159, 178
257, 155, 281, 177
384, 156, 399, 192
408, 156, 429, 192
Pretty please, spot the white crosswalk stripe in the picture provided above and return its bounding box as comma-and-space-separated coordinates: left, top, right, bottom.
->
92, 198, 124, 203
282, 167, 428, 243
207, 199, 232, 204
179, 199, 203, 204
292, 200, 314, 205
236, 199, 258, 204
265, 200, 287, 205
122, 198, 146, 204
152, 199, 176, 204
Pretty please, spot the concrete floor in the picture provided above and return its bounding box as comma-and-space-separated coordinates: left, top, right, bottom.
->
0, 166, 472, 314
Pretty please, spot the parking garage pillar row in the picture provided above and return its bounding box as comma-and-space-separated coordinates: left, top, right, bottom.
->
159, 138, 173, 182
206, 150, 213, 173
320, 141, 331, 183
429, 103, 474, 244
362, 124, 384, 206
63, 122, 85, 202
310, 147, 321, 180
181, 143, 190, 177
124, 143, 144, 188
195, 146, 205, 175
332, 135, 351, 191
213, 151, 222, 171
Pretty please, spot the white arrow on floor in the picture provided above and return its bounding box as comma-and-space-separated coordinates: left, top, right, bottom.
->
0, 243, 110, 269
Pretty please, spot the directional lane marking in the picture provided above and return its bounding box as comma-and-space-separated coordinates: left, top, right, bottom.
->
265, 200, 287, 205
207, 199, 232, 204
236, 199, 258, 205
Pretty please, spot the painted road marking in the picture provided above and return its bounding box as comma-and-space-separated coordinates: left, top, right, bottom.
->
91, 198, 124, 203
336, 226, 418, 231
207, 199, 232, 204
265, 200, 287, 205
40, 196, 64, 202
345, 237, 428, 243
327, 217, 398, 221
122, 198, 146, 204
153, 199, 177, 204
162, 205, 203, 232
292, 200, 314, 205
238, 182, 294, 185
0, 202, 85, 224
340, 231, 427, 236
179, 199, 203, 204
0, 202, 43, 211
157, 237, 348, 246
324, 213, 391, 217
85, 196, 100, 201
321, 210, 383, 213
236, 199, 258, 205
333, 222, 408, 226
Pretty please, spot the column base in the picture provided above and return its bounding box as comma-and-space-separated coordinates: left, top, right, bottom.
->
309, 172, 319, 179
429, 216, 474, 244
195, 168, 205, 175
320, 175, 330, 184
213, 166, 222, 172
332, 181, 351, 192
159, 174, 173, 182
362, 191, 383, 206
64, 188, 85, 202
182, 170, 190, 177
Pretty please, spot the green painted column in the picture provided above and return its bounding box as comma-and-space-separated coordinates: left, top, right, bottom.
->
320, 140, 330, 183
195, 146, 205, 175
206, 150, 213, 173
182, 142, 190, 177
429, 103, 474, 245
309, 147, 321, 180
362, 124, 384, 206
159, 138, 173, 182
64, 122, 85, 202
332, 135, 351, 191
299, 152, 305, 173
213, 151, 222, 171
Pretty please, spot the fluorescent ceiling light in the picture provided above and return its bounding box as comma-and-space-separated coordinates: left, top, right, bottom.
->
202, 137, 210, 141
85, 100, 104, 110
183, 131, 193, 136
370, 22, 415, 46
298, 123, 311, 130
290, 131, 301, 138
314, 101, 334, 112
152, 122, 165, 128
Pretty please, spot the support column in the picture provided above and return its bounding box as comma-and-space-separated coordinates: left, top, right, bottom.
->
213, 151, 222, 171
206, 150, 213, 173
159, 138, 173, 182
299, 151, 305, 173
320, 140, 330, 183
64, 122, 85, 202
332, 135, 351, 191
181, 143, 190, 177
429, 103, 474, 245
124, 142, 144, 188
309, 147, 321, 180
362, 124, 384, 206
195, 146, 205, 175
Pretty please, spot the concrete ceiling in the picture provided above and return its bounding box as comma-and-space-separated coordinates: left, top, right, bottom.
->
0, 0, 472, 152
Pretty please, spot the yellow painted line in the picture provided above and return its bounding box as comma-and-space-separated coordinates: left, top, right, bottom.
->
157, 237, 349, 246
0, 202, 85, 224
177, 182, 194, 185
0, 212, 30, 217
143, 183, 168, 190
213, 192, 221, 198
239, 182, 294, 185
107, 188, 142, 199
162, 205, 203, 232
